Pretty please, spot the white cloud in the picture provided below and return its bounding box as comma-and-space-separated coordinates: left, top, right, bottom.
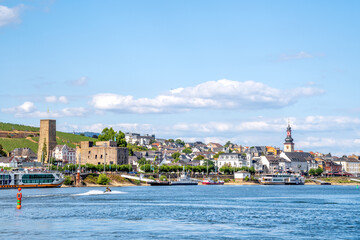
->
2, 101, 36, 114
71, 76, 88, 86
68, 123, 153, 134
45, 96, 69, 104
45, 96, 57, 103
297, 137, 360, 149
91, 79, 324, 114
2, 102, 87, 118
279, 51, 313, 61
0, 5, 24, 27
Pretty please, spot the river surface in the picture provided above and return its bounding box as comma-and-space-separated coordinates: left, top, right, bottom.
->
1, 185, 360, 239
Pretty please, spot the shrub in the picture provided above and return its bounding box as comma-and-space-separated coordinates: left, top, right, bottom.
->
160, 175, 168, 181
134, 180, 141, 185
97, 174, 110, 185
224, 178, 230, 183
64, 176, 73, 185
84, 174, 98, 184
244, 176, 249, 181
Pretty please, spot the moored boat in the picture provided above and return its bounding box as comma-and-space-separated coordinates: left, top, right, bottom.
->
202, 178, 224, 185
149, 181, 171, 186
259, 174, 305, 185
171, 172, 198, 185
0, 170, 65, 189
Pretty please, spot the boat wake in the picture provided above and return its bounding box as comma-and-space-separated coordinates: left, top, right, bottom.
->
73, 190, 127, 196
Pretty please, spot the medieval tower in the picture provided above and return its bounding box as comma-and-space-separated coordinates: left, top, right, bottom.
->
37, 119, 57, 163
284, 121, 294, 152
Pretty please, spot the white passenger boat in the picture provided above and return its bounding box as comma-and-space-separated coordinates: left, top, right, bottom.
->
171, 172, 198, 185
259, 174, 305, 185
0, 170, 65, 189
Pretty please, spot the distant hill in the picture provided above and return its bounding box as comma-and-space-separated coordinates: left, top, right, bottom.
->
73, 132, 99, 138
0, 122, 97, 156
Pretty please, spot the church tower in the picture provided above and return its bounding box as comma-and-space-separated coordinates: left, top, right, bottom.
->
284, 121, 294, 152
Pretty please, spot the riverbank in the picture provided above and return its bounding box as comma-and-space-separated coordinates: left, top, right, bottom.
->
62, 180, 360, 187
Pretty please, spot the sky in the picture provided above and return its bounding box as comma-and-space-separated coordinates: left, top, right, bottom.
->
0, 0, 360, 156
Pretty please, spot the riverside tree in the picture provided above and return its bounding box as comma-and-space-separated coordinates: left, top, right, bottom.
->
98, 127, 127, 147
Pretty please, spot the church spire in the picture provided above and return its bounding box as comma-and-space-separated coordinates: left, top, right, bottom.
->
284, 120, 294, 152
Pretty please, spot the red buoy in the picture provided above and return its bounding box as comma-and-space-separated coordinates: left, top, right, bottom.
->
16, 188, 22, 209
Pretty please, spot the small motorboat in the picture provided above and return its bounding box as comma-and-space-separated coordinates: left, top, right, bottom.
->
202, 178, 224, 185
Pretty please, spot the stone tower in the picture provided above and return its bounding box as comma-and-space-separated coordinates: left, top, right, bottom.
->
284, 121, 294, 152
37, 119, 57, 163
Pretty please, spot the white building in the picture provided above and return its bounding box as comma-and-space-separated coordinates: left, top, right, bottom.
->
280, 152, 310, 173
52, 145, 76, 164
125, 132, 155, 146
234, 171, 251, 180
334, 157, 360, 176
218, 153, 246, 168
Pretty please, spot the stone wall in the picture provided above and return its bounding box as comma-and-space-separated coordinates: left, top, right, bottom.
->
78, 141, 128, 166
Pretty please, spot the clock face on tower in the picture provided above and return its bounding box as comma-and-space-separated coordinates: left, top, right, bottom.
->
287, 131, 290, 136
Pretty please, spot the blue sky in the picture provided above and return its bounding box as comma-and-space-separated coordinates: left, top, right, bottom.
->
1, 0, 360, 155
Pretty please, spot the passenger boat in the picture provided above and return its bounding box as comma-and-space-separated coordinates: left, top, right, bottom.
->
259, 174, 305, 185
171, 172, 198, 186
0, 170, 65, 189
202, 178, 224, 185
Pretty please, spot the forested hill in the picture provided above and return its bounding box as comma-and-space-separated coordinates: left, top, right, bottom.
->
0, 122, 97, 155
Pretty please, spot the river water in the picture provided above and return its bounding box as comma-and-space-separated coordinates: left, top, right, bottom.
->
1, 185, 360, 239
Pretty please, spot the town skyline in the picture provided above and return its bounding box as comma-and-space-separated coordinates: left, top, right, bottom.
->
1, 1, 360, 155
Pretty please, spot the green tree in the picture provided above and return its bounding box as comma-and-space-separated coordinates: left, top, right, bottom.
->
309, 168, 316, 176
182, 147, 192, 154
160, 175, 168, 181
213, 151, 224, 159
194, 155, 205, 160
168, 139, 174, 143
41, 141, 47, 164
64, 176, 73, 185
127, 144, 148, 156
315, 167, 323, 176
171, 152, 181, 160
116, 130, 127, 147
220, 165, 233, 174
224, 141, 232, 148
202, 160, 215, 173
0, 144, 6, 156
98, 127, 127, 147
138, 157, 150, 165
175, 139, 185, 146
98, 127, 116, 141
160, 165, 170, 173
140, 164, 152, 172
96, 174, 110, 185
49, 157, 56, 165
